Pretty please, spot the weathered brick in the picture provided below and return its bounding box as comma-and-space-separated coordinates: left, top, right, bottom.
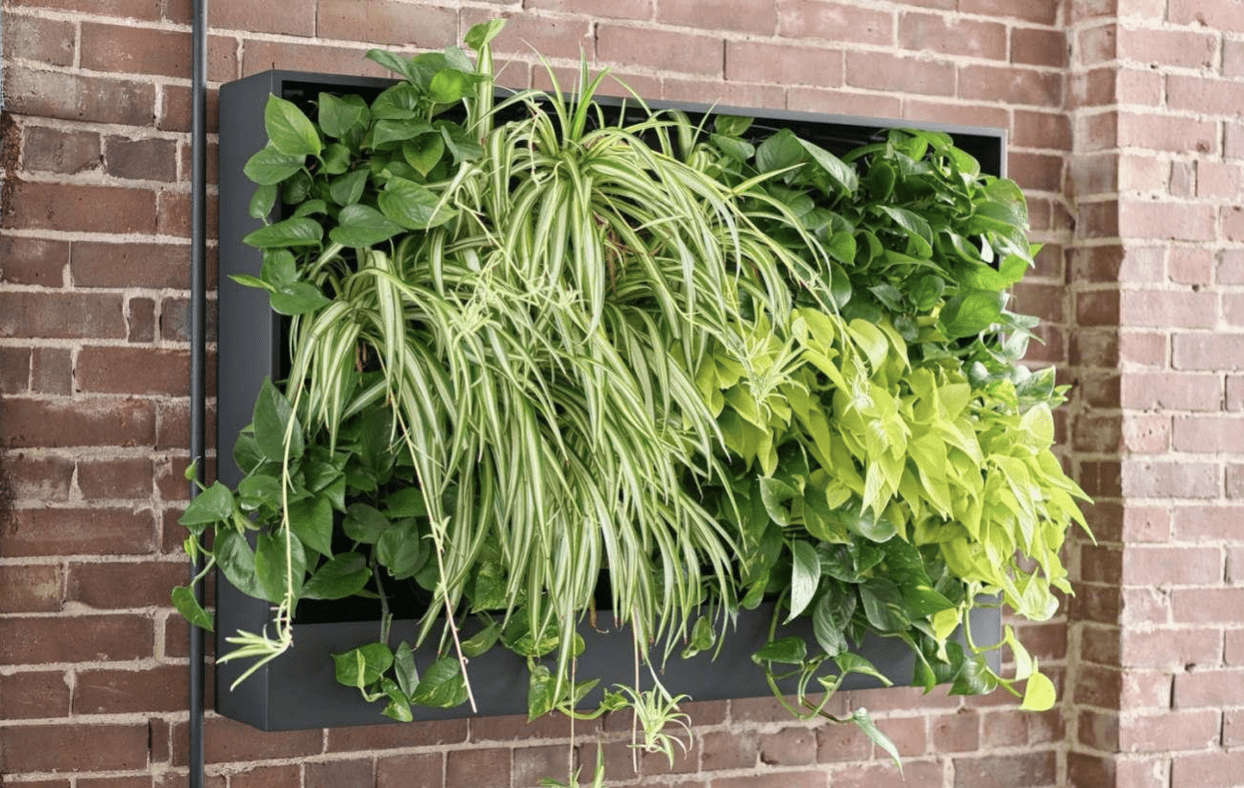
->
899, 12, 1006, 59
1174, 415, 1244, 453
1012, 26, 1066, 67
1122, 373, 1221, 411
2, 12, 76, 66
5, 68, 155, 126
2, 507, 157, 557
74, 664, 190, 714
1121, 628, 1222, 669
759, 726, 818, 766
0, 564, 64, 613
376, 753, 441, 788
1118, 28, 1217, 69
524, 0, 651, 19
959, 64, 1062, 107
1123, 545, 1222, 585
5, 0, 161, 19
725, 40, 843, 86
1118, 113, 1218, 155
1169, 0, 1244, 34
22, 125, 101, 174
1170, 247, 1216, 286
306, 759, 375, 788
31, 348, 74, 395
953, 751, 1056, 788
1173, 589, 1244, 624
0, 292, 126, 340
317, 0, 457, 46
846, 51, 955, 96
3, 453, 75, 501
777, 0, 892, 45
1118, 201, 1217, 242
75, 347, 191, 396
658, 0, 776, 34
104, 136, 178, 181
1175, 670, 1244, 709
1171, 751, 1244, 788
68, 560, 185, 609
596, 24, 722, 75
128, 296, 156, 343
447, 748, 511, 788
1174, 333, 1244, 370
0, 236, 69, 287
1121, 709, 1221, 753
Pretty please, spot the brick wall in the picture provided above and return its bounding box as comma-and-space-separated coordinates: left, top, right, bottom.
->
0, 0, 1233, 786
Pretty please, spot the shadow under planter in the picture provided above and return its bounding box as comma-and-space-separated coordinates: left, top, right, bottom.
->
215, 69, 1007, 732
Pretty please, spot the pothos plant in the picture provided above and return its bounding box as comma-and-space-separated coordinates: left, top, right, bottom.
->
175, 18, 1088, 775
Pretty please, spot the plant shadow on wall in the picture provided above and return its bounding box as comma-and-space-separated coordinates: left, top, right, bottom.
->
174, 19, 1090, 783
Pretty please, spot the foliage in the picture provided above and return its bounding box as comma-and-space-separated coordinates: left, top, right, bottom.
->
174, 19, 1088, 775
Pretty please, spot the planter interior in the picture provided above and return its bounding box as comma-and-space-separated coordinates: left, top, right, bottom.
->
216, 69, 1006, 731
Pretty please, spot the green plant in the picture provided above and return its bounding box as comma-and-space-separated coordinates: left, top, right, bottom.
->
175, 18, 1088, 774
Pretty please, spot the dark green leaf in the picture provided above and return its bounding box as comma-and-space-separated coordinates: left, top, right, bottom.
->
365, 49, 416, 82
755, 128, 804, 176
411, 657, 469, 708
714, 115, 753, 137
710, 133, 754, 162
752, 636, 807, 665
797, 138, 859, 194
402, 134, 446, 176
179, 481, 234, 528
260, 249, 297, 288
243, 217, 323, 249
461, 615, 501, 657
372, 118, 433, 148
379, 178, 457, 229
171, 585, 214, 631
255, 530, 306, 603
248, 183, 278, 218
270, 282, 331, 316
385, 487, 427, 518
236, 473, 281, 512
330, 204, 404, 247
377, 519, 426, 580
288, 494, 334, 557
527, 663, 556, 719
303, 552, 370, 600
394, 641, 419, 697
812, 589, 854, 657
909, 275, 945, 312
321, 143, 352, 175
318, 92, 367, 139
214, 528, 263, 599
787, 540, 821, 620
252, 378, 304, 463
344, 503, 389, 544
264, 94, 321, 157
329, 170, 370, 207
332, 641, 394, 688
950, 651, 999, 696
851, 708, 902, 770
859, 578, 910, 632
243, 146, 304, 186
382, 683, 413, 722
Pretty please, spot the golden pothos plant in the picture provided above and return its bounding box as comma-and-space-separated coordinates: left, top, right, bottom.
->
175, 18, 1089, 776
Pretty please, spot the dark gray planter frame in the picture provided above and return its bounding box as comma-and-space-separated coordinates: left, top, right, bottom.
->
216, 69, 1006, 731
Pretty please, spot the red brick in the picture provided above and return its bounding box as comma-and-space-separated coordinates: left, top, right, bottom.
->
1124, 545, 1222, 585
931, 710, 980, 752
788, 86, 902, 118
1077, 289, 1120, 326
206, 0, 317, 35
5, 0, 161, 17
777, 0, 892, 45
6, 67, 156, 126
75, 347, 190, 396
0, 236, 68, 287
1122, 587, 1173, 627
1169, 75, 1244, 119
657, 0, 776, 34
317, 0, 457, 46
2, 507, 157, 557
1121, 669, 1173, 709
1171, 751, 1244, 788
71, 240, 190, 289
76, 457, 153, 500
1173, 589, 1244, 624
699, 730, 758, 771
0, 292, 126, 340
1175, 670, 1244, 709
376, 753, 441, 788
1198, 162, 1241, 200
1175, 333, 1244, 370
713, 772, 828, 788
104, 136, 178, 181
0, 723, 149, 772
22, 125, 101, 174
524, 0, 652, 18
1118, 28, 1217, 69
306, 759, 374, 788
1225, 206, 1244, 243
169, 716, 321, 766
68, 560, 185, 608
0, 396, 156, 451
596, 24, 722, 76
1225, 710, 1244, 746
75, 664, 189, 714
1174, 415, 1244, 453
1122, 373, 1221, 412
2, 12, 77, 66
446, 748, 511, 788
834, 760, 941, 788
1068, 751, 1115, 787
0, 564, 64, 613
1170, 247, 1215, 286
3, 180, 157, 234
1008, 151, 1063, 192
1076, 200, 1119, 240
847, 51, 955, 96
725, 41, 843, 86
1012, 109, 1071, 151
953, 751, 1056, 788
1229, 630, 1244, 664
1070, 67, 1115, 108
959, 64, 1062, 107
1118, 113, 1218, 155
759, 726, 818, 766
663, 78, 787, 110
0, 614, 153, 664
127, 296, 156, 342
900, 100, 1009, 131
228, 765, 301, 788
898, 12, 1007, 59
1173, 505, 1244, 540
1119, 201, 1217, 242
1014, 28, 1067, 68
240, 39, 391, 80
0, 670, 71, 719
5, 453, 75, 501
1169, 0, 1244, 34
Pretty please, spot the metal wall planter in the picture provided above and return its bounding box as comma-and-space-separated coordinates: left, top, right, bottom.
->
217, 69, 1006, 731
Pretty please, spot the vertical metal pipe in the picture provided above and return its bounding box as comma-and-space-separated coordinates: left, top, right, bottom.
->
189, 1, 209, 787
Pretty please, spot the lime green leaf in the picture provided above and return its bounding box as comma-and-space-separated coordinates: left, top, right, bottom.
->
940, 290, 1005, 338
1020, 667, 1056, 711
332, 642, 394, 688
330, 204, 404, 247
178, 481, 234, 528
465, 18, 506, 52
403, 134, 446, 176
243, 216, 323, 249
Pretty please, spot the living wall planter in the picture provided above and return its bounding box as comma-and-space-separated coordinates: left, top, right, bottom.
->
216, 69, 1006, 732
